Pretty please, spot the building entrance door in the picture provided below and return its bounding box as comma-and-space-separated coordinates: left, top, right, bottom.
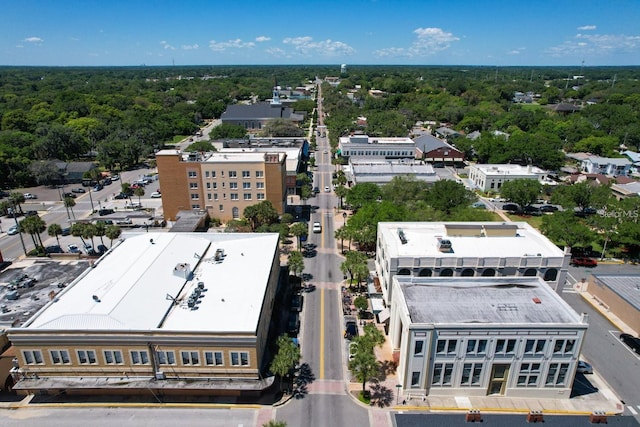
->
487, 363, 509, 396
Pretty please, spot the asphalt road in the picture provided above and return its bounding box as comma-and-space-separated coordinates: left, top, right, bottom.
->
277, 83, 369, 427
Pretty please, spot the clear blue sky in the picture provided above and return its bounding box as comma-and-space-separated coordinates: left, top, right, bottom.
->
2, 0, 639, 67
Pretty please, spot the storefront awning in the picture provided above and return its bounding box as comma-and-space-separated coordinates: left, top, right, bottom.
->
377, 308, 390, 323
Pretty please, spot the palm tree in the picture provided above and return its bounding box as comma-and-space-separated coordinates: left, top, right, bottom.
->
134, 187, 145, 206
105, 225, 122, 247
9, 192, 25, 214
47, 223, 63, 247
94, 221, 107, 245
64, 196, 77, 220
19, 215, 47, 253
70, 223, 88, 248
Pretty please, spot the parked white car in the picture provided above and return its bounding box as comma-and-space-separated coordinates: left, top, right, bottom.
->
23, 193, 37, 199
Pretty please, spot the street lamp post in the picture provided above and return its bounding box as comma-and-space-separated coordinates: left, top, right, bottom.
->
396, 384, 402, 405
88, 188, 95, 212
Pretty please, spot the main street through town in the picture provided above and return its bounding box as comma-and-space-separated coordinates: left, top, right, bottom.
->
275, 80, 369, 426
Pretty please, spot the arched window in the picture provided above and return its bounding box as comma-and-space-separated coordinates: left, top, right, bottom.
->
440, 268, 453, 277
418, 268, 432, 277
523, 268, 537, 277
397, 268, 411, 276
461, 269, 475, 277
482, 268, 496, 277
544, 269, 558, 281
232, 207, 239, 219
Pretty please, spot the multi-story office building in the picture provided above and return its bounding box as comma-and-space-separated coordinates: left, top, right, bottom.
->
390, 276, 588, 399
8, 232, 281, 397
156, 149, 287, 222
375, 222, 570, 304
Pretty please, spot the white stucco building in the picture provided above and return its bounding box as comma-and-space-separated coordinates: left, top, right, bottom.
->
468, 164, 552, 192
338, 135, 415, 160
375, 222, 570, 305
390, 276, 588, 399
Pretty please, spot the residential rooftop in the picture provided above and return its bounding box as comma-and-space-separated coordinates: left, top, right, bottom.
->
395, 277, 585, 325
472, 164, 547, 175
22, 232, 279, 333
378, 222, 566, 260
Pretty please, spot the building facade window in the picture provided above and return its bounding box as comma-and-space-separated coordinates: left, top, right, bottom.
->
257, 193, 265, 200
50, 350, 71, 365
256, 171, 264, 178
256, 182, 265, 189
104, 350, 124, 364
229, 171, 237, 178
205, 171, 210, 178
242, 171, 250, 178
190, 193, 199, 200
189, 182, 198, 189
545, 363, 569, 386
188, 171, 197, 178
130, 350, 150, 365
191, 204, 200, 209
230, 193, 239, 200
432, 362, 454, 385
466, 339, 488, 355
230, 182, 238, 189
230, 351, 249, 366
206, 182, 211, 190
436, 339, 458, 355
207, 193, 212, 200
414, 340, 424, 356
157, 351, 176, 365
205, 351, 224, 366
524, 339, 547, 355
243, 182, 251, 189
553, 339, 575, 355
77, 350, 97, 364
181, 351, 200, 365
232, 207, 239, 219
517, 362, 541, 387
411, 371, 421, 387
460, 363, 483, 386
243, 193, 252, 200
22, 350, 44, 365
494, 339, 517, 355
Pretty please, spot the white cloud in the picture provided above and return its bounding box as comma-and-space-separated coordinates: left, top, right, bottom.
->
208, 39, 255, 52
24, 37, 43, 43
182, 44, 199, 50
577, 25, 596, 31
255, 36, 271, 42
281, 36, 355, 56
507, 47, 526, 55
547, 32, 640, 57
265, 47, 288, 57
374, 27, 459, 58
160, 41, 176, 50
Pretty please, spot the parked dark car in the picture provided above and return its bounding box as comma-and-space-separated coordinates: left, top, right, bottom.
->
571, 257, 597, 267
291, 294, 303, 312
620, 333, 640, 353
114, 193, 128, 200
61, 227, 71, 236
503, 203, 519, 212
575, 207, 598, 217
287, 313, 300, 335
523, 205, 541, 216
62, 192, 77, 199
344, 316, 358, 339
98, 208, 115, 216
71, 187, 86, 194
45, 245, 64, 254
24, 210, 38, 217
540, 205, 559, 213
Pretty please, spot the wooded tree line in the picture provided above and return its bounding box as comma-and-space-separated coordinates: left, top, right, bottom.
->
323, 66, 640, 172
0, 66, 324, 188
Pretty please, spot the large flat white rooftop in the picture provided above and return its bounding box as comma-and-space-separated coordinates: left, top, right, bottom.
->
395, 277, 584, 325
378, 222, 565, 260
24, 232, 279, 333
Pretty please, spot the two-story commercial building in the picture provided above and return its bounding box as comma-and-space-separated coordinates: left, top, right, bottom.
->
468, 164, 552, 192
338, 135, 416, 160
375, 222, 570, 305
390, 276, 588, 399
8, 232, 281, 397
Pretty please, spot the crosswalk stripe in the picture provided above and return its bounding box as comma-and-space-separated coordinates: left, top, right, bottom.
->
628, 406, 637, 415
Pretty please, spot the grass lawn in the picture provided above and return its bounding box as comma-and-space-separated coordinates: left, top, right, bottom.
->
505, 213, 543, 230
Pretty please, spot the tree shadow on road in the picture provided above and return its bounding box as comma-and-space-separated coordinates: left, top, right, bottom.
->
291, 363, 315, 400
376, 360, 397, 381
